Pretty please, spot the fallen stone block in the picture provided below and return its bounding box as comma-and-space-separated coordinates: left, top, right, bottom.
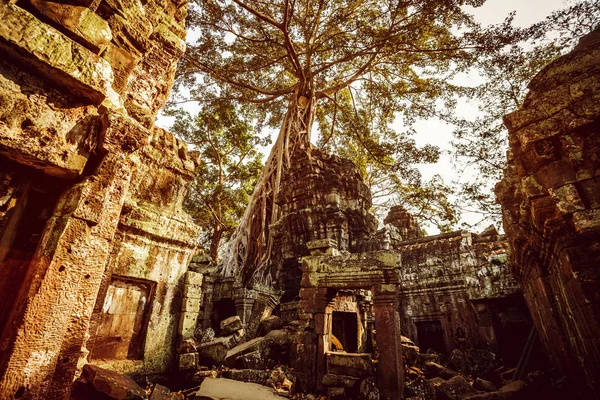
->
326, 352, 374, 378
225, 337, 272, 367
220, 315, 243, 336
322, 373, 360, 388
194, 377, 287, 400
219, 369, 272, 385
424, 362, 459, 380
180, 352, 199, 371
260, 315, 283, 334
197, 338, 229, 365
473, 377, 498, 392
71, 364, 146, 400
436, 375, 477, 400
240, 349, 272, 370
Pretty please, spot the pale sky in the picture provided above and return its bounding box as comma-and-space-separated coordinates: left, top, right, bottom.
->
157, 0, 571, 234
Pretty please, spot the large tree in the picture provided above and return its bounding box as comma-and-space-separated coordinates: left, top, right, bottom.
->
177, 0, 523, 286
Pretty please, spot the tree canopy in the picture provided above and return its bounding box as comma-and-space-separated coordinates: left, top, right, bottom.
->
172, 0, 552, 287
451, 0, 600, 228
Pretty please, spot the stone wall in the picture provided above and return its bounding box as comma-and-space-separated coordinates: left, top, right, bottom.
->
496, 28, 600, 397
396, 226, 529, 365
272, 148, 378, 301
0, 1, 200, 398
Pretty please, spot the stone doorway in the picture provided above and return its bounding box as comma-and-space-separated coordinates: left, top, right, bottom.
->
0, 159, 66, 339
88, 277, 154, 360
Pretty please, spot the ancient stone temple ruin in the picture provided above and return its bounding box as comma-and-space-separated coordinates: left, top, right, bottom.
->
497, 28, 600, 398
0, 0, 199, 398
1, 1, 599, 399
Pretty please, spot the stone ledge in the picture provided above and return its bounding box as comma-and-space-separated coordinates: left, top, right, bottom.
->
0, 2, 114, 103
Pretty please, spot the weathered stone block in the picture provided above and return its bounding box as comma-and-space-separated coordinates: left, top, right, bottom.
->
71, 364, 146, 400
179, 352, 199, 371
220, 315, 243, 336
197, 338, 228, 365
182, 297, 201, 313
0, 2, 114, 103
326, 352, 374, 378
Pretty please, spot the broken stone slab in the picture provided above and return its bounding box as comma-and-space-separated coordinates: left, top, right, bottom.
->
322, 373, 360, 388
436, 375, 477, 400
197, 338, 229, 365
220, 315, 243, 336
150, 384, 184, 400
194, 378, 287, 400
473, 377, 498, 392
225, 337, 273, 367
424, 362, 459, 380
71, 364, 147, 400
326, 352, 374, 378
219, 369, 273, 385
260, 315, 283, 334
239, 349, 272, 370
265, 329, 289, 347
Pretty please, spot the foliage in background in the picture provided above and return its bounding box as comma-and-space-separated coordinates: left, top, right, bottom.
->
451, 0, 600, 229
168, 103, 265, 260
172, 0, 531, 285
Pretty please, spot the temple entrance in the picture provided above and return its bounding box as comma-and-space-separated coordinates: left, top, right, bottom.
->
416, 320, 446, 353
88, 277, 154, 360
0, 158, 66, 338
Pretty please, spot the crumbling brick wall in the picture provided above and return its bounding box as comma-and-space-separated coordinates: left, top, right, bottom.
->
0, 1, 200, 398
496, 28, 600, 397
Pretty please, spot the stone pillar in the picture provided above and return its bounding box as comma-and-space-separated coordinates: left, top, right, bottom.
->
373, 286, 404, 400
0, 149, 133, 398
246, 291, 280, 338
315, 311, 331, 391
200, 275, 216, 330
234, 288, 256, 327
179, 271, 203, 340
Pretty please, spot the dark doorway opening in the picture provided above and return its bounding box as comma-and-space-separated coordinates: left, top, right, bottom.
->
332, 311, 358, 353
416, 320, 446, 353
0, 158, 66, 337
212, 299, 237, 334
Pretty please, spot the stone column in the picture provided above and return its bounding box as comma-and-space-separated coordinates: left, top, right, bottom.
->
234, 288, 256, 327
246, 291, 280, 338
373, 286, 404, 400
315, 311, 331, 391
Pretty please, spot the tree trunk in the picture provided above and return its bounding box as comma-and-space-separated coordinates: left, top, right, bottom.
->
220, 91, 315, 287
210, 223, 223, 261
